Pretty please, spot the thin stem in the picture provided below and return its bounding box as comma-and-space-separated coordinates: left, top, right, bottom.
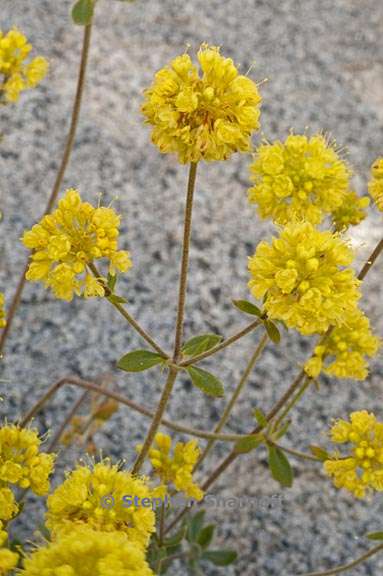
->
357, 237, 383, 281
267, 439, 320, 462
301, 543, 383, 576
131, 162, 198, 475
271, 376, 311, 433
173, 162, 198, 361
20, 375, 247, 442
196, 333, 268, 469
179, 318, 262, 367
0, 23, 94, 356
132, 368, 178, 474
88, 263, 168, 357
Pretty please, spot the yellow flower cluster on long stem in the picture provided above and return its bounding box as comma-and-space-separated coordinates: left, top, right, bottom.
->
22, 188, 132, 301
0, 28, 48, 103
142, 44, 261, 163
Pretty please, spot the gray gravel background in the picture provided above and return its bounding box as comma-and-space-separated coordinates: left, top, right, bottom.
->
1, 0, 383, 574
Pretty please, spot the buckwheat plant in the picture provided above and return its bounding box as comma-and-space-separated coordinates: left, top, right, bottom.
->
0, 1, 383, 575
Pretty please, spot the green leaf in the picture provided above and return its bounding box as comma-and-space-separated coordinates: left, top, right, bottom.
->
107, 273, 117, 291
117, 350, 165, 372
197, 524, 215, 549
163, 525, 187, 548
232, 299, 263, 317
264, 320, 281, 344
108, 294, 127, 304
186, 367, 224, 398
253, 407, 268, 428
309, 445, 329, 461
234, 434, 263, 454
367, 531, 383, 541
268, 445, 294, 488
182, 334, 223, 357
71, 0, 94, 25
202, 550, 238, 566
187, 510, 205, 542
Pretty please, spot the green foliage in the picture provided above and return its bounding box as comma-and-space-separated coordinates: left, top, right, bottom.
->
268, 444, 294, 487
264, 320, 281, 343
182, 333, 223, 357
232, 299, 263, 317
309, 445, 329, 461
186, 366, 224, 397
117, 349, 165, 372
234, 434, 263, 454
71, 0, 94, 25
367, 531, 383, 541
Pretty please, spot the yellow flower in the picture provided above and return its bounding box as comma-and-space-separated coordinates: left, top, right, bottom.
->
142, 44, 261, 163
0, 488, 18, 522
0, 28, 48, 103
144, 433, 204, 501
46, 461, 155, 549
304, 308, 380, 380
368, 157, 383, 211
0, 547, 19, 576
324, 411, 383, 498
0, 425, 55, 496
331, 190, 369, 231
20, 526, 154, 576
248, 222, 361, 335
248, 134, 351, 225
0, 294, 5, 329
22, 188, 132, 301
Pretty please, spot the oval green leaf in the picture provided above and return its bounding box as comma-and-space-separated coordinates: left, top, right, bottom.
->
202, 550, 238, 566
117, 350, 165, 372
232, 299, 263, 317
265, 320, 281, 344
268, 445, 294, 487
234, 434, 263, 454
197, 524, 215, 549
186, 366, 224, 398
182, 334, 223, 357
71, 0, 94, 25
367, 531, 383, 541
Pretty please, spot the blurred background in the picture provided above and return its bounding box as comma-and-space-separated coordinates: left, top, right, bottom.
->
1, 0, 383, 574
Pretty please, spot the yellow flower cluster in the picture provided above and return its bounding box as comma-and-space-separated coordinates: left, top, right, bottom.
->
0, 294, 5, 329
23, 188, 132, 301
368, 157, 383, 211
20, 526, 154, 576
0, 28, 48, 103
0, 546, 18, 576
305, 309, 380, 380
0, 424, 55, 496
324, 411, 383, 499
0, 523, 19, 575
248, 134, 351, 225
46, 461, 155, 549
248, 222, 361, 335
142, 44, 261, 163
146, 433, 204, 500
331, 190, 369, 231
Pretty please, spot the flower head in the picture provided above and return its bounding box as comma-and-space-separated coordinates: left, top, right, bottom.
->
0, 294, 5, 329
142, 44, 261, 163
324, 411, 383, 498
46, 461, 155, 548
20, 526, 154, 576
143, 433, 203, 501
0, 425, 55, 495
0, 522, 19, 575
331, 190, 369, 231
22, 188, 132, 301
248, 222, 361, 335
0, 28, 48, 103
368, 157, 383, 212
248, 134, 351, 225
304, 309, 380, 380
